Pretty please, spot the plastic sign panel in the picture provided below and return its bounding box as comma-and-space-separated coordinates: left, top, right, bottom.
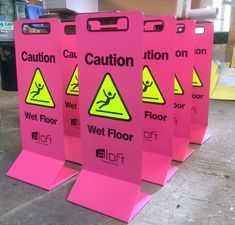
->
142, 17, 179, 186
190, 23, 214, 144
173, 20, 195, 162
7, 19, 78, 190
67, 12, 151, 223
61, 22, 81, 164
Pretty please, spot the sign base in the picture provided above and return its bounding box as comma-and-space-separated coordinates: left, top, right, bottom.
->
64, 135, 82, 164
67, 170, 151, 223
173, 137, 194, 162
190, 124, 211, 144
142, 152, 179, 185
7, 150, 78, 190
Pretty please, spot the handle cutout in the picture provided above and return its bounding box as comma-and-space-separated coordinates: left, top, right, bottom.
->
64, 25, 76, 35
195, 26, 205, 34
87, 17, 129, 32
176, 23, 185, 33
144, 20, 164, 32
22, 23, 50, 34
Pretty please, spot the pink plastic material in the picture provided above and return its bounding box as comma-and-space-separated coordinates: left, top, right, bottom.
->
173, 20, 195, 162
67, 12, 151, 223
61, 22, 81, 164
190, 23, 214, 144
7, 19, 78, 190
142, 16, 179, 185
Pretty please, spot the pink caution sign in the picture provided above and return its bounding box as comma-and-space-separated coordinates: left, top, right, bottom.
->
7, 19, 78, 190
67, 12, 151, 222
142, 16, 179, 185
61, 22, 81, 164
190, 23, 214, 144
173, 20, 195, 162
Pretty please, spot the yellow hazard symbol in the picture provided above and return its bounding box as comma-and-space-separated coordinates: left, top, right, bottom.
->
192, 67, 203, 87
174, 75, 184, 95
89, 73, 131, 121
66, 65, 79, 96
142, 65, 165, 104
25, 68, 55, 108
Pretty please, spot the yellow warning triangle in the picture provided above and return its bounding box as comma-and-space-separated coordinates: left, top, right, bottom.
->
25, 68, 55, 108
66, 65, 79, 96
89, 73, 131, 121
142, 66, 165, 104
192, 67, 203, 87
174, 75, 184, 95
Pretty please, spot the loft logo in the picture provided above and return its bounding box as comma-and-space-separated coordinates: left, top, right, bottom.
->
70, 118, 80, 128
143, 130, 158, 142
96, 149, 124, 166
31, 131, 52, 145
191, 107, 197, 114
174, 117, 178, 126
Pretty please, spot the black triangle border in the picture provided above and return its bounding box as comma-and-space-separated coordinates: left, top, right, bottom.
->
88, 73, 132, 122
192, 66, 203, 87
25, 67, 55, 108
142, 65, 166, 105
174, 74, 184, 95
65, 64, 79, 96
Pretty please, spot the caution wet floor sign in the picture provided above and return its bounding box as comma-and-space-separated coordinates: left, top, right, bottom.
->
173, 20, 195, 163
61, 21, 81, 165
67, 11, 151, 223
142, 17, 178, 185
7, 18, 78, 191
190, 23, 214, 144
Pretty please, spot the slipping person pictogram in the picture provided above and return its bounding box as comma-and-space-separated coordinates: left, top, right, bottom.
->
71, 75, 78, 90
143, 80, 153, 92
89, 73, 131, 121
30, 82, 44, 98
96, 90, 116, 109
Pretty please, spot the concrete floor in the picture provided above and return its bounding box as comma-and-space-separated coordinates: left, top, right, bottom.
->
0, 89, 234, 225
